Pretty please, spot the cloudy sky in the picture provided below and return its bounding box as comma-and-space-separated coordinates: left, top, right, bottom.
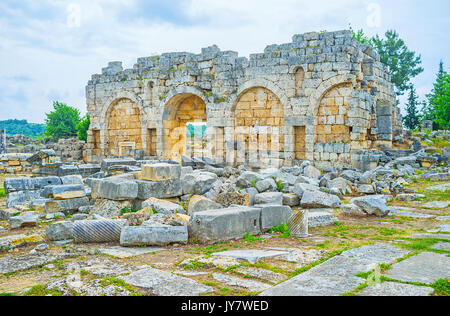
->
0, 0, 449, 123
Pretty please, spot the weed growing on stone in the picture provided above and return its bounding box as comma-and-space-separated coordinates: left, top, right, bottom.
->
269, 223, 290, 238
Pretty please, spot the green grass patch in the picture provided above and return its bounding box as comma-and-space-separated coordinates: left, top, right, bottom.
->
432, 278, 450, 296
120, 207, 138, 216
0, 292, 18, 296
0, 188, 5, 198
23, 285, 63, 297
269, 223, 291, 238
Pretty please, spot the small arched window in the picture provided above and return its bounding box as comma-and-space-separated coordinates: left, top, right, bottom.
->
294, 67, 305, 97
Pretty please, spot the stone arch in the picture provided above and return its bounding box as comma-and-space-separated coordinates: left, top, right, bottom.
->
308, 74, 356, 117
229, 79, 289, 114
105, 97, 143, 157
315, 83, 353, 144
162, 92, 207, 161
231, 86, 285, 167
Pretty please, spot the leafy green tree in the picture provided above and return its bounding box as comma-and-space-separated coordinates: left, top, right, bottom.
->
76, 113, 90, 142
426, 61, 450, 130
371, 30, 423, 96
351, 28, 423, 97
403, 86, 422, 130
45, 102, 81, 139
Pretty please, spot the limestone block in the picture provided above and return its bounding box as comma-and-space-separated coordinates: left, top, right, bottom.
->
97, 178, 138, 201
45, 197, 90, 214
254, 205, 292, 232
136, 179, 182, 199
43, 184, 86, 200
120, 225, 188, 246
141, 163, 181, 181
142, 197, 184, 215
189, 207, 261, 243
187, 195, 223, 216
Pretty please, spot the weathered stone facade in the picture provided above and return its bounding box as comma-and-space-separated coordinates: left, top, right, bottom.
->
0, 129, 6, 155
85, 30, 398, 169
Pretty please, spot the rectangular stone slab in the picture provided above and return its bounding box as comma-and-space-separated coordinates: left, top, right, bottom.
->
136, 179, 182, 199
253, 205, 292, 232
97, 178, 138, 200
189, 207, 261, 243
141, 163, 181, 181
122, 268, 213, 296
45, 197, 89, 213
42, 184, 86, 200
384, 252, 450, 284
120, 225, 188, 246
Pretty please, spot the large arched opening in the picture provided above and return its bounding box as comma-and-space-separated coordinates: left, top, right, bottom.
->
162, 94, 207, 161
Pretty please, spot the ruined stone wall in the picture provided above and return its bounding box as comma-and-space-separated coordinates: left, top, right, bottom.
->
85, 30, 397, 169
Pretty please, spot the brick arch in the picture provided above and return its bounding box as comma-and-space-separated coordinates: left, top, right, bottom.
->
308, 74, 356, 117
229, 79, 288, 114
315, 82, 353, 144
231, 86, 285, 167
105, 97, 143, 157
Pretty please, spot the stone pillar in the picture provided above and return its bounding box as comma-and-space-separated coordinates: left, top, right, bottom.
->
288, 210, 309, 238
0, 129, 6, 155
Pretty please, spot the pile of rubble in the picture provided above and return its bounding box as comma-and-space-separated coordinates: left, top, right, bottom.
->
1, 131, 449, 249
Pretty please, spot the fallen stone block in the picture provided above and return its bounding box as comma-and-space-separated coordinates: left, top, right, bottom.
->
97, 178, 138, 201
45, 197, 89, 214
308, 211, 339, 228
9, 212, 42, 229
254, 192, 283, 205
189, 207, 261, 243
4, 176, 61, 194
136, 179, 182, 199
187, 195, 222, 216
43, 184, 86, 200
283, 193, 300, 207
73, 219, 128, 243
301, 190, 341, 208
120, 225, 188, 246
26, 149, 57, 165
236, 171, 264, 188
182, 172, 218, 195
292, 183, 320, 199
57, 165, 80, 177
142, 198, 184, 215
215, 192, 250, 207
60, 175, 84, 185
254, 205, 292, 232
351, 195, 390, 217
78, 164, 102, 177
303, 165, 321, 179
6, 190, 43, 208
0, 208, 20, 220
141, 163, 181, 181
46, 221, 75, 241
90, 199, 133, 218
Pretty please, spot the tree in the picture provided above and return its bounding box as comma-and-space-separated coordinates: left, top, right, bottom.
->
76, 113, 90, 142
426, 61, 450, 130
351, 28, 423, 97
371, 30, 423, 96
403, 86, 422, 130
45, 102, 81, 139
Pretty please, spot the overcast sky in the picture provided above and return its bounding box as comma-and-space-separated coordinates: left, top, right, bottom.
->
0, 0, 449, 123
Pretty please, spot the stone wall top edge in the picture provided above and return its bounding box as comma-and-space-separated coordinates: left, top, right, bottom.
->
89, 29, 379, 85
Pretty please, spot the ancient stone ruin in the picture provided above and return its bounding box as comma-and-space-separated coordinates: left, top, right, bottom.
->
84, 30, 400, 170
